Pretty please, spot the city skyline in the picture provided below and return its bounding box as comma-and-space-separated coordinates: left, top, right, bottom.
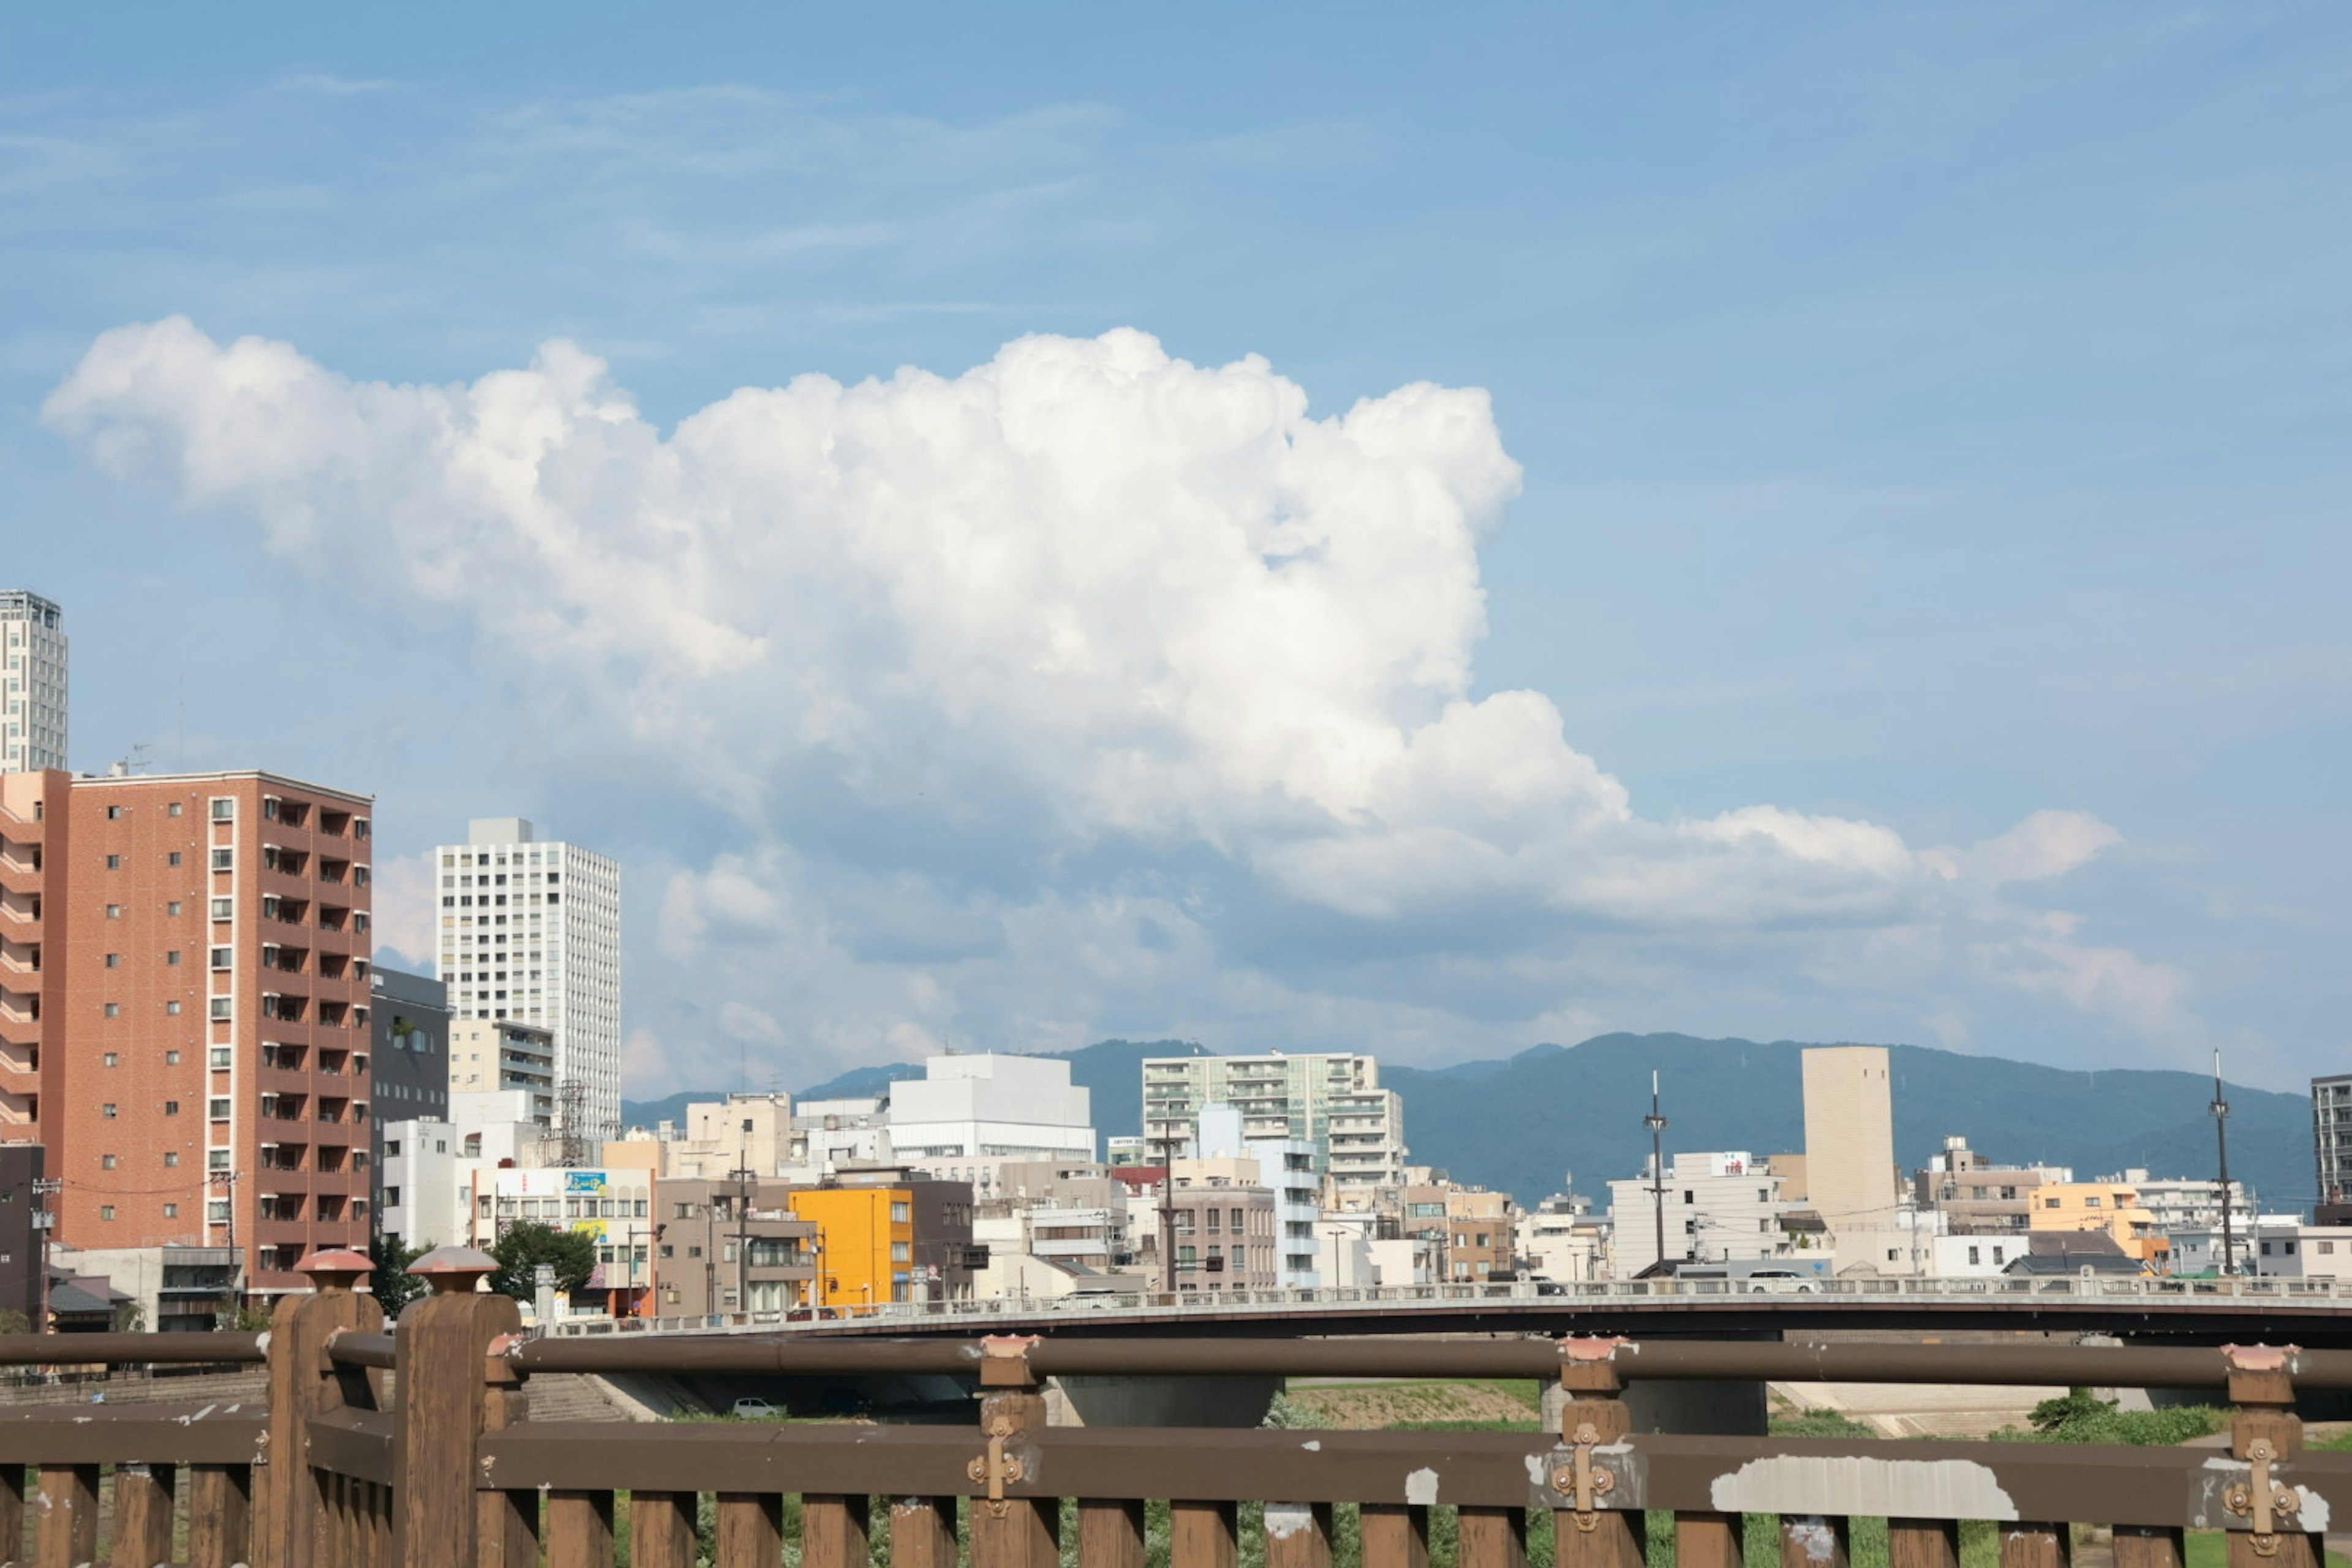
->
6, 8, 2348, 1096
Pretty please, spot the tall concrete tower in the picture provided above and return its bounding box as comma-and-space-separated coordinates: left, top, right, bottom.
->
1801, 1045, 1899, 1257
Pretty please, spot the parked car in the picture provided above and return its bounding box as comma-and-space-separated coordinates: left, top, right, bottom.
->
1744, 1270, 1817, 1294
731, 1396, 782, 1419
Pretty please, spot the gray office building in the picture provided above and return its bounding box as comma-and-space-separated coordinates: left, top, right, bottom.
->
371, 967, 451, 1219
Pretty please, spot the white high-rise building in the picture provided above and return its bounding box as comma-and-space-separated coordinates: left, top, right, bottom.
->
434, 818, 622, 1140
1142, 1052, 1408, 1191
0, 592, 67, 774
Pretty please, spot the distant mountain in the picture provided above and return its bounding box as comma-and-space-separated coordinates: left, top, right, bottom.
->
624, 1031, 2313, 1216
1379, 1034, 2312, 1216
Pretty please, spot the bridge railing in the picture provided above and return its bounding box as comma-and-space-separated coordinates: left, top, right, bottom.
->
542, 1270, 2352, 1336
1, 1269, 2348, 1567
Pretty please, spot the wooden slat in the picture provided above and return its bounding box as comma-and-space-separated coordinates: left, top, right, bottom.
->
546, 1490, 618, 1568
0, 1463, 20, 1568
479, 1477, 539, 1568
111, 1460, 176, 1568
188, 1463, 252, 1568
2001, 1523, 2070, 1568
1557, 1501, 1643, 1568
34, 1462, 98, 1568
1782, 1516, 1850, 1568
1171, 1499, 1238, 1568
1674, 1512, 1740, 1568
2112, 1525, 2185, 1568
1360, 1503, 1429, 1568
717, 1493, 783, 1568
631, 1490, 701, 1568
1077, 1498, 1145, 1568
805, 1493, 872, 1568
1890, 1518, 1961, 1568
892, 1496, 961, 1568
1265, 1501, 1332, 1568
1458, 1507, 1528, 1568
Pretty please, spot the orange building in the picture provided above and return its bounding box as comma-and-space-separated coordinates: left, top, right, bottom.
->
786, 1175, 979, 1309
2029, 1180, 2167, 1268
0, 768, 375, 1299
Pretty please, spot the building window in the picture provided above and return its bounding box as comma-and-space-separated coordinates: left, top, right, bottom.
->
166, 1100, 183, 1116
211, 899, 232, 919
101, 1103, 117, 1118
104, 953, 119, 968
103, 1003, 119, 1018
211, 849, 233, 871
168, 803, 182, 818
891, 1202, 911, 1223
105, 905, 121, 919
168, 851, 183, 868
167, 902, 181, 916
106, 805, 123, 820
165, 1001, 182, 1016
164, 1049, 179, 1065
211, 800, 234, 821
102, 1052, 118, 1067
164, 1152, 179, 1167
209, 999, 232, 1021
166, 950, 181, 966
209, 1047, 230, 1068
100, 1206, 116, 1221
105, 854, 121, 870
163, 1203, 178, 1219
101, 1154, 117, 1170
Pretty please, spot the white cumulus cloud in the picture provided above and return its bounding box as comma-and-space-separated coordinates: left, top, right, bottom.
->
42, 318, 2184, 1080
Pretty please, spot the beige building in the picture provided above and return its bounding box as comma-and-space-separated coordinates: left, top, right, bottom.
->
1802, 1046, 1901, 1259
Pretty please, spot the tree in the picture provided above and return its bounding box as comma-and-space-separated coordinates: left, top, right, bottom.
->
0, 1309, 31, 1336
488, 1222, 597, 1303
369, 1235, 429, 1319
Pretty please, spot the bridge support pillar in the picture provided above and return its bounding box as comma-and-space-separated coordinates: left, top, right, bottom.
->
1048, 1374, 1281, 1428
1542, 1375, 1765, 1436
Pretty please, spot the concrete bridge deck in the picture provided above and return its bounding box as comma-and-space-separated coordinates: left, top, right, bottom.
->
545, 1273, 2352, 1346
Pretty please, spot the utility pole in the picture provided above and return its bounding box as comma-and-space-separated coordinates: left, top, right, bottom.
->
2211, 1050, 2235, 1278
1643, 1071, 1669, 1271
1153, 1126, 1184, 1294
735, 1118, 753, 1313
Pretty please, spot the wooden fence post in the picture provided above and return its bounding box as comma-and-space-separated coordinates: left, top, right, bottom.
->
392, 1245, 518, 1568
1554, 1338, 1644, 1568
252, 1248, 385, 1568
2226, 1344, 2316, 1568
970, 1335, 1057, 1568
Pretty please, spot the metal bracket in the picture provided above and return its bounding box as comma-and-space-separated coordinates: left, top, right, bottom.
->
967, 1413, 1027, 1518
1548, 1422, 1615, 1532
2223, 1438, 2300, 1556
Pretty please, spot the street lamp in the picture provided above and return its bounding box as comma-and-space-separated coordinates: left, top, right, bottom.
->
2210, 1051, 2235, 1278
1643, 1072, 1668, 1272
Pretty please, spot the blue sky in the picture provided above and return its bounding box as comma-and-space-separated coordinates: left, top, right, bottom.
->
5, 4, 2346, 1093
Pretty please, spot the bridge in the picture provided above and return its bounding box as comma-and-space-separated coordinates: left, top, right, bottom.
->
0, 1248, 2348, 1568
544, 1273, 2352, 1347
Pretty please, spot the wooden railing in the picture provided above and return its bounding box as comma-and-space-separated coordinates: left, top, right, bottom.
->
1, 1253, 2350, 1567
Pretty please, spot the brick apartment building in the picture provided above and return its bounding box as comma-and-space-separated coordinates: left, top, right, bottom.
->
0, 767, 375, 1300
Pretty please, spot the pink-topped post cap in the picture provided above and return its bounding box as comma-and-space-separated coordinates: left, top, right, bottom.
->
293, 1248, 375, 1291
407, 1245, 499, 1295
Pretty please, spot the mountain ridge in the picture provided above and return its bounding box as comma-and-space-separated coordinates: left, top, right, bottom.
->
622, 1032, 2314, 1216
